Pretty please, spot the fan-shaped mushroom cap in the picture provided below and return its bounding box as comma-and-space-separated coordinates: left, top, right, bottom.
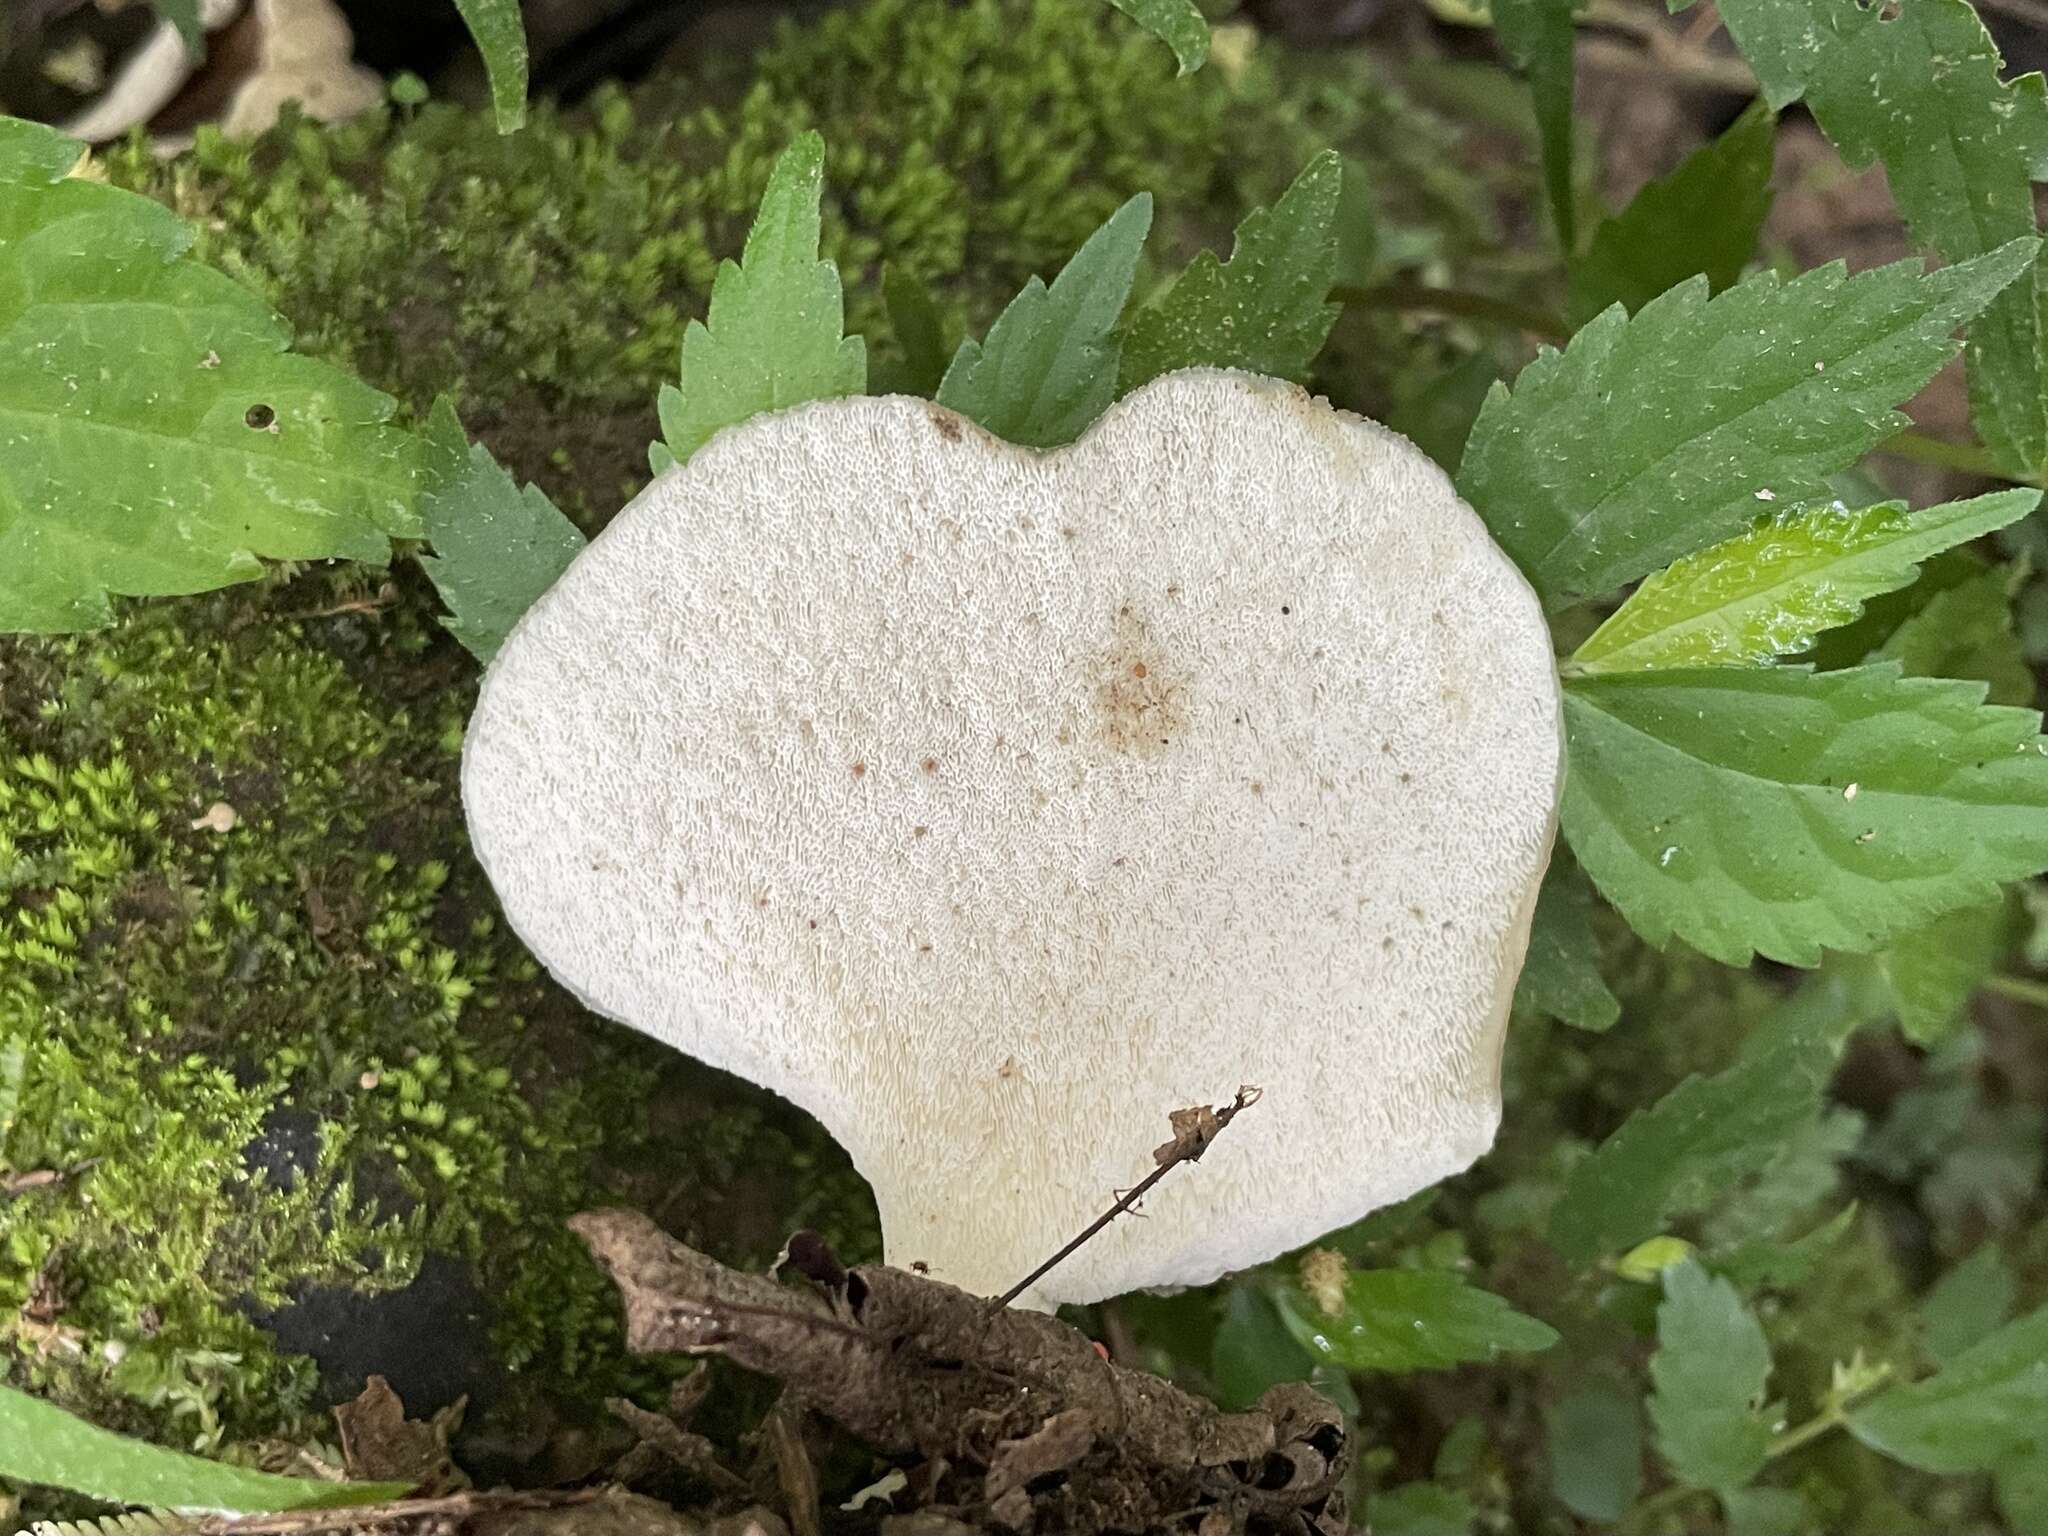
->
463, 369, 1562, 1307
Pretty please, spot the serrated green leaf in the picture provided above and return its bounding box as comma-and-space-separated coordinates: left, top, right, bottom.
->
1561, 664, 2048, 966
1716, 0, 2048, 475
1514, 856, 1619, 1031
1649, 1260, 1774, 1493
451, 0, 530, 132
1456, 242, 2038, 609
1274, 1269, 1557, 1373
1548, 974, 1870, 1260
1546, 1383, 1643, 1520
1369, 1483, 1474, 1536
1921, 1244, 2017, 1366
1490, 0, 1577, 250
1573, 491, 2038, 674
1210, 1287, 1314, 1410
0, 1383, 407, 1511
655, 133, 866, 469
1119, 152, 1342, 391
1102, 0, 1209, 73
416, 400, 585, 665
1876, 899, 2006, 1046
1704, 1106, 1863, 1251
881, 265, 954, 397
1570, 100, 1776, 324
0, 116, 425, 634
1719, 1487, 1809, 1536
150, 0, 205, 56
1714, 1202, 1859, 1293
1875, 559, 2034, 705
937, 194, 1151, 448
1849, 1304, 2048, 1472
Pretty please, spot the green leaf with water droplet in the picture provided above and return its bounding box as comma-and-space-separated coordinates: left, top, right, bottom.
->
0, 115, 426, 634
1849, 1303, 2048, 1472
1561, 664, 2048, 967
1101, 0, 1209, 73
1457, 243, 2037, 609
1119, 151, 1342, 391
1714, 0, 2048, 476
1573, 491, 2038, 675
1649, 1259, 1774, 1493
1273, 1268, 1557, 1373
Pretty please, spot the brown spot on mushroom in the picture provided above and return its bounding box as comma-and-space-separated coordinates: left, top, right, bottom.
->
851, 761, 867, 778
913, 825, 929, 837
922, 757, 938, 774
1094, 607, 1188, 759
929, 408, 963, 442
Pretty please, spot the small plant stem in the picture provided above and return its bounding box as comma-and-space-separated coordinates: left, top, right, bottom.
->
1877, 429, 2040, 484
1985, 972, 2048, 1009
1332, 282, 1569, 342
1767, 1403, 1850, 1460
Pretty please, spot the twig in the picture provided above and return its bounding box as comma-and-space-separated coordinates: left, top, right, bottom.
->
189, 1487, 606, 1536
1985, 972, 2048, 1009
1877, 428, 2040, 485
1333, 282, 1568, 342
991, 1087, 1262, 1310
1, 1158, 101, 1200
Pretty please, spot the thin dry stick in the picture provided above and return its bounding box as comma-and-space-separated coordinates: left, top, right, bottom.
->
191, 1488, 607, 1536
990, 1087, 1262, 1310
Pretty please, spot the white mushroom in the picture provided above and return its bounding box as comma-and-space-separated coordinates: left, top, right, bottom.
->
463, 368, 1563, 1308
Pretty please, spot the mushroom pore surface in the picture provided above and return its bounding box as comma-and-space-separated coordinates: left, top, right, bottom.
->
462, 369, 1563, 1307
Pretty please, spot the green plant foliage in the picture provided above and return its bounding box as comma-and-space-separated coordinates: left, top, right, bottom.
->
1719, 1487, 1809, 1536
1920, 1244, 2017, 1365
1489, 0, 1576, 249
0, 117, 424, 633
1876, 900, 2007, 1045
1712, 0, 2048, 476
1548, 978, 1863, 1259
147, 0, 205, 54
1367, 1482, 1475, 1536
1873, 559, 2034, 704
1274, 1269, 1557, 1372
1101, 0, 1209, 74
1560, 665, 2048, 966
1209, 1288, 1314, 1411
1848, 1305, 2048, 1472
1649, 1260, 1774, 1493
451, 0, 530, 133
878, 266, 955, 396
1545, 1382, 1643, 1520
1118, 151, 1342, 391
1456, 242, 2037, 609
1571, 491, 2039, 674
416, 401, 586, 664
1569, 101, 1775, 324
936, 193, 1151, 447
0, 1384, 405, 1511
0, 1034, 23, 1155
1513, 858, 1620, 1032
654, 133, 866, 473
